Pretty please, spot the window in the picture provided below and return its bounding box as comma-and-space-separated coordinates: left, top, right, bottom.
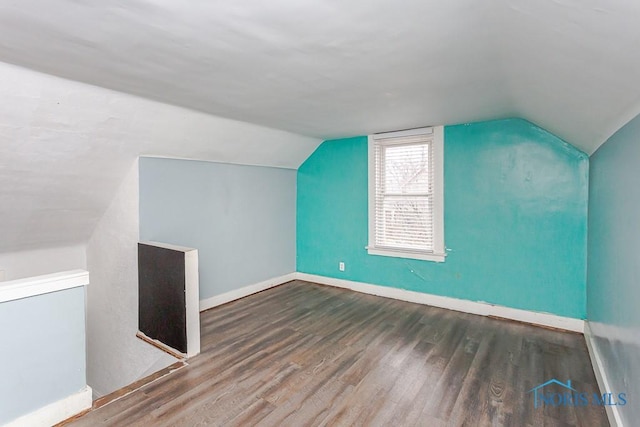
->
367, 126, 445, 262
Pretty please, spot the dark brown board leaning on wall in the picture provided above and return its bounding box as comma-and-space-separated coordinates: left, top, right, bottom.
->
138, 242, 187, 354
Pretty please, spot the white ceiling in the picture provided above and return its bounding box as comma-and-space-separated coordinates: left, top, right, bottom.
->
2, 0, 640, 254
1, 0, 640, 154
0, 62, 319, 252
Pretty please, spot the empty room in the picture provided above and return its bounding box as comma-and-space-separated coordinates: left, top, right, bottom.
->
0, 1, 637, 426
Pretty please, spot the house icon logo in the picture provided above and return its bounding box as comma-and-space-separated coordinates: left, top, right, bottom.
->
528, 378, 627, 408
528, 379, 576, 409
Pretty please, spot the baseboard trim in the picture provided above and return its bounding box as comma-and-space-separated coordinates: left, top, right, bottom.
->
199, 273, 297, 312
295, 273, 584, 333
197, 272, 583, 333
92, 361, 186, 410
584, 322, 624, 427
5, 386, 92, 427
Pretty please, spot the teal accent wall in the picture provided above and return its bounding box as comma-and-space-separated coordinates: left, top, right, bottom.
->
586, 112, 640, 426
297, 118, 588, 318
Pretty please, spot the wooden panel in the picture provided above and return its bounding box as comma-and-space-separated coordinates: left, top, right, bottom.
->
138, 243, 187, 354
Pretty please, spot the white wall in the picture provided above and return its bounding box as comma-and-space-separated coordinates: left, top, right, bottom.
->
0, 60, 320, 253
86, 160, 175, 397
0, 244, 86, 281
0, 59, 321, 398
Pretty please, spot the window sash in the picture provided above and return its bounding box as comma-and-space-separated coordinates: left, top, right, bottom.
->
374, 137, 434, 252
368, 126, 445, 262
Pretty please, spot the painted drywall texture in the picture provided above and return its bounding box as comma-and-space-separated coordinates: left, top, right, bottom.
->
587, 113, 640, 426
0, 244, 86, 281
0, 61, 320, 253
1, 2, 639, 153
86, 160, 175, 397
297, 118, 589, 318
139, 157, 296, 300
0, 286, 86, 424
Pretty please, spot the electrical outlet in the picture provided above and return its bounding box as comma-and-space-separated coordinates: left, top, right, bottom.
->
339, 262, 345, 272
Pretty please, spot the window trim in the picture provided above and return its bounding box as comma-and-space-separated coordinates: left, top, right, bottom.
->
367, 126, 446, 262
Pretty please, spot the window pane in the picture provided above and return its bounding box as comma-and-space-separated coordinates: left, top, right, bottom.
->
369, 126, 444, 260
383, 144, 429, 194
375, 195, 433, 250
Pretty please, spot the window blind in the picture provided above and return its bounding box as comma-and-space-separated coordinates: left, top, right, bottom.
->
373, 131, 434, 252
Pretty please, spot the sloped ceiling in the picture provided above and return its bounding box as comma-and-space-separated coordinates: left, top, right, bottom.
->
0, 62, 320, 252
1, 0, 640, 252
1, 0, 639, 154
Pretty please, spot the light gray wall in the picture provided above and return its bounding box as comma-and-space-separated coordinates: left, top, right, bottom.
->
139, 157, 296, 300
0, 287, 86, 424
587, 113, 640, 426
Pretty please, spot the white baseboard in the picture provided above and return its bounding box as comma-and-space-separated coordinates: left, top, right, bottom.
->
584, 322, 624, 427
199, 273, 297, 312
197, 272, 584, 333
295, 273, 584, 333
5, 386, 92, 427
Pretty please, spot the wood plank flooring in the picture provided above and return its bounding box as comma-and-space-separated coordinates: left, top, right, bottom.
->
67, 280, 608, 426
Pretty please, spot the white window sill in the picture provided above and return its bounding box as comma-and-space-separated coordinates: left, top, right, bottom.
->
366, 247, 446, 263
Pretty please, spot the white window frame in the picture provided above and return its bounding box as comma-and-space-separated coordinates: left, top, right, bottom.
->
367, 126, 446, 262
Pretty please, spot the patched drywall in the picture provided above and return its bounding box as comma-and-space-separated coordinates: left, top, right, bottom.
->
140, 157, 296, 300
0, 61, 320, 253
1, 1, 639, 152
0, 244, 85, 281
86, 160, 175, 397
587, 113, 640, 426
297, 119, 589, 318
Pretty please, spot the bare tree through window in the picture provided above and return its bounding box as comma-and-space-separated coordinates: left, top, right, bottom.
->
375, 141, 433, 251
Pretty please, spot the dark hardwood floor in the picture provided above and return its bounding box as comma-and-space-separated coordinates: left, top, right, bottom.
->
67, 280, 608, 426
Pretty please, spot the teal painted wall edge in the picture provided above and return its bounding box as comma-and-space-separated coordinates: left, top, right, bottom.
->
297, 118, 588, 319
